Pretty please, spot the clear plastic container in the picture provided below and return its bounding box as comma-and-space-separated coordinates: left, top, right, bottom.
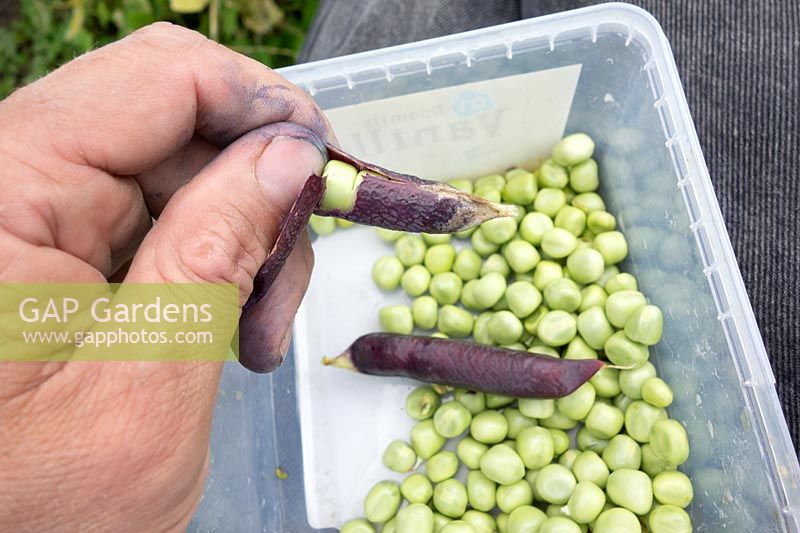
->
190, 4, 800, 532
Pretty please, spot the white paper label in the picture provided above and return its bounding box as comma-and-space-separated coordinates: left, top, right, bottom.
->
325, 64, 582, 180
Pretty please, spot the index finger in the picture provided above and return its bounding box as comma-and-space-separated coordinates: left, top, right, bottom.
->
0, 22, 332, 176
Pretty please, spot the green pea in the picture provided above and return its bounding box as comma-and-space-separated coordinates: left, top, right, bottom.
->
474, 272, 507, 308
531, 262, 562, 291
579, 285, 607, 311
377, 228, 405, 242
487, 311, 524, 345
480, 444, 525, 485
448, 178, 474, 194
383, 439, 417, 473
485, 393, 515, 409
649, 420, 690, 465
504, 408, 538, 439
540, 410, 579, 430
528, 344, 561, 358
595, 265, 620, 288
584, 403, 625, 440
463, 280, 487, 311
467, 470, 497, 512
648, 504, 692, 533
538, 160, 569, 189
576, 307, 614, 350
652, 471, 693, 508
372, 256, 405, 291
571, 192, 606, 214
550, 428, 571, 455
516, 426, 555, 469
401, 473, 433, 503
433, 401, 473, 438
576, 427, 610, 454
456, 436, 489, 470
429, 272, 463, 305
569, 158, 599, 192
497, 479, 534, 513
426, 450, 459, 482
624, 305, 664, 345
619, 362, 657, 399
379, 305, 414, 334
478, 254, 508, 279
542, 278, 581, 313
508, 505, 547, 533
509, 398, 548, 420
641, 444, 677, 477
308, 214, 336, 235
453, 248, 482, 281
493, 292, 510, 311
604, 290, 646, 328
497, 513, 510, 533
364, 480, 401, 523
433, 478, 468, 518
476, 187, 502, 203
519, 212, 554, 245
502, 240, 540, 274
411, 419, 446, 459
501, 281, 541, 320
406, 387, 440, 420
552, 133, 594, 165
539, 516, 582, 533
471, 229, 500, 257
604, 331, 649, 368
642, 378, 674, 408
470, 410, 510, 444
556, 382, 596, 420
401, 264, 432, 296
433, 513, 451, 533
395, 235, 427, 267
624, 401, 667, 443
604, 273, 637, 295
590, 367, 621, 398
462, 510, 496, 533
602, 435, 642, 471
586, 211, 616, 235
558, 448, 581, 470
606, 469, 653, 515
439, 520, 472, 533
481, 217, 518, 245
454, 389, 486, 415
423, 232, 452, 245
592, 508, 641, 533
341, 518, 376, 533
436, 305, 474, 338
423, 244, 457, 274
537, 310, 577, 347
461, 311, 488, 345
396, 503, 434, 533
476, 174, 505, 191
411, 296, 439, 330
565, 480, 606, 524
541, 228, 578, 259
535, 463, 576, 505
534, 188, 567, 218
613, 394, 635, 413
503, 169, 538, 205
572, 450, 610, 489
566, 248, 605, 285
555, 206, 587, 237
592, 231, 628, 265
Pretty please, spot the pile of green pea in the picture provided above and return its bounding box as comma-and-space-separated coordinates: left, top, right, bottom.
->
341, 134, 693, 533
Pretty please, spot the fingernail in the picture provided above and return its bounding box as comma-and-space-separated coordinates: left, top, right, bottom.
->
255, 136, 326, 202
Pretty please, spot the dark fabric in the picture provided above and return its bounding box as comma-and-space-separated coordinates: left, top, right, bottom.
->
300, 0, 800, 450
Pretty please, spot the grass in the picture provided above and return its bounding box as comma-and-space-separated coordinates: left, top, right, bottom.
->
0, 0, 319, 99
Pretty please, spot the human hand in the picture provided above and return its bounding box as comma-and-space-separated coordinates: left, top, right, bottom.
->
0, 22, 330, 531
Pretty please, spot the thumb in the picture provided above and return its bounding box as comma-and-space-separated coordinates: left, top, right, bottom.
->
126, 121, 326, 301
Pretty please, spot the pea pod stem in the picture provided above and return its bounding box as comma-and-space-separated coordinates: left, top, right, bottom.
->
323, 333, 604, 398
